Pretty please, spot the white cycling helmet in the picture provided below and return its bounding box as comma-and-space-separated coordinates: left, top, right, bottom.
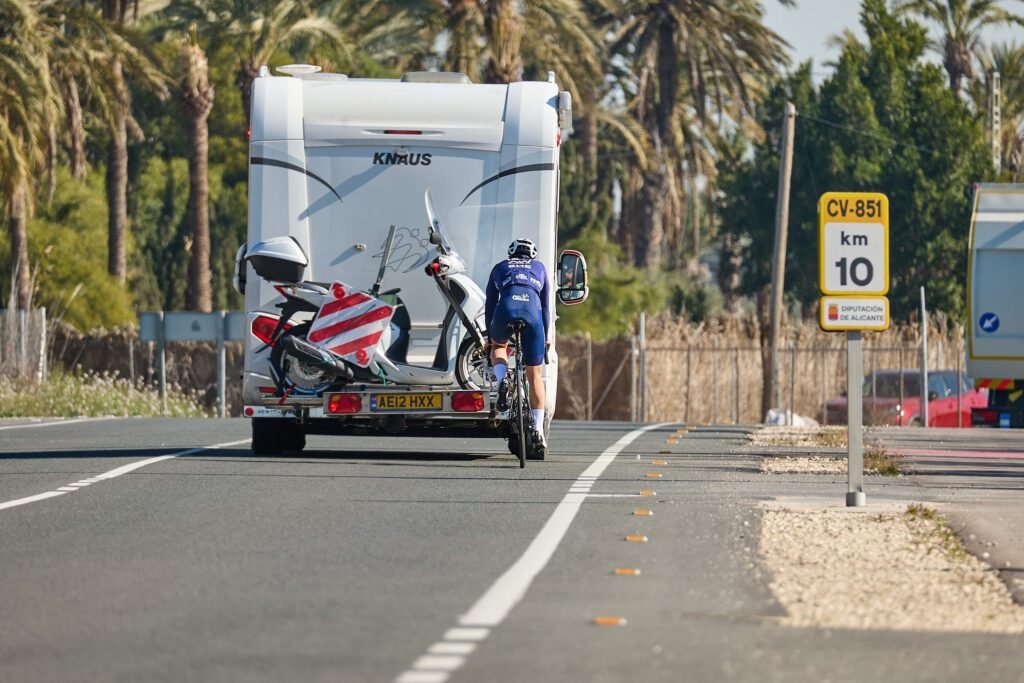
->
508, 238, 537, 259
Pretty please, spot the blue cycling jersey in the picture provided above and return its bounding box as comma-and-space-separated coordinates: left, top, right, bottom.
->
485, 258, 551, 365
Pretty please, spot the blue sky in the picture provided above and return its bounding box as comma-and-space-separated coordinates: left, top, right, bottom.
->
763, 1, 1022, 76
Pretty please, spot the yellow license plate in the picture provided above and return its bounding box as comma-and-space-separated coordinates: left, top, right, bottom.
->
371, 393, 442, 411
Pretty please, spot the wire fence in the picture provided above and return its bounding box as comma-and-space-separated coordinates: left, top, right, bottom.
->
555, 329, 970, 426
0, 308, 47, 382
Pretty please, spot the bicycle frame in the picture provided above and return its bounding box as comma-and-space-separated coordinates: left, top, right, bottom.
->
509, 328, 531, 468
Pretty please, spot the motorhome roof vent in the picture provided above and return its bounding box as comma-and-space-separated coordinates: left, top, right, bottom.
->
275, 64, 321, 77
401, 71, 472, 84
299, 72, 349, 81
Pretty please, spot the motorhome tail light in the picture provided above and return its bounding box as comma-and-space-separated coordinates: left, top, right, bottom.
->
383, 129, 422, 135
251, 315, 289, 345
452, 391, 484, 412
972, 408, 999, 426
327, 393, 362, 414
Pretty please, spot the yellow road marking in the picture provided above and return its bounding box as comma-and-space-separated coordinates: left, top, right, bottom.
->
633, 509, 653, 516
614, 568, 642, 576
592, 616, 627, 626
625, 534, 648, 542
639, 490, 656, 496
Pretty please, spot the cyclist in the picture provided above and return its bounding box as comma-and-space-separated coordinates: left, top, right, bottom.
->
485, 238, 551, 449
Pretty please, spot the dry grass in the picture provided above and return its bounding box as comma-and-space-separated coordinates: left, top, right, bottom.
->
865, 449, 901, 477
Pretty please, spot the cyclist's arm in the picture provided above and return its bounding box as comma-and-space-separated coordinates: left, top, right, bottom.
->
484, 268, 499, 332
540, 265, 551, 341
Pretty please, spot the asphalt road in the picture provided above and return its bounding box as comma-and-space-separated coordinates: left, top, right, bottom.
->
1, 418, 1022, 683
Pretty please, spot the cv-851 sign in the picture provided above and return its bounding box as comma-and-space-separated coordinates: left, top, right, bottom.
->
819, 192, 889, 296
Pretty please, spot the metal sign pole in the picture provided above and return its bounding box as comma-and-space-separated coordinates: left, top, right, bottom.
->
847, 330, 866, 507
920, 286, 929, 428
217, 311, 226, 419
158, 311, 167, 416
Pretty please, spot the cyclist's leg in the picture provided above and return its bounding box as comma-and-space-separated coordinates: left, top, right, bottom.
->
526, 364, 544, 410
519, 313, 547, 432
487, 306, 513, 384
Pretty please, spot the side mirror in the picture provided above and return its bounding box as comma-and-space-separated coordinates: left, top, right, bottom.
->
928, 390, 939, 401
232, 242, 248, 295
557, 249, 589, 305
557, 91, 573, 133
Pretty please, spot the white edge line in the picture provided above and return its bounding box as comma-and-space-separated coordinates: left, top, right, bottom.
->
0, 438, 251, 512
0, 491, 66, 511
0, 416, 115, 432
394, 422, 673, 683
458, 423, 667, 627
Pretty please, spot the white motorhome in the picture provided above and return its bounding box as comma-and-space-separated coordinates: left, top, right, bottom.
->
238, 67, 584, 452
966, 183, 1024, 427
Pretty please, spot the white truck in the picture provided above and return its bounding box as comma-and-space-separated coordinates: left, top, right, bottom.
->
966, 183, 1024, 427
234, 66, 587, 453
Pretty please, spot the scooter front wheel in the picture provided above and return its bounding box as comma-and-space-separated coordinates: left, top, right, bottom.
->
455, 336, 489, 390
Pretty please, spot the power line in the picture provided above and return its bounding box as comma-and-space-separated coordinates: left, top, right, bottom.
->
797, 112, 945, 156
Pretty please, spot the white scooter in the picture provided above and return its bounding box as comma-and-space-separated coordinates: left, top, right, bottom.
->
239, 190, 490, 396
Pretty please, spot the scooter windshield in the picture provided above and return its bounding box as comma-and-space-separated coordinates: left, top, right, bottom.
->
424, 189, 456, 257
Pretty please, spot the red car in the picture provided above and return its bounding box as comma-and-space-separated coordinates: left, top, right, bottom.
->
824, 370, 987, 427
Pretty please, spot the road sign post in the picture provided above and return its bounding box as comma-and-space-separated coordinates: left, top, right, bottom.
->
818, 192, 890, 507
140, 311, 245, 418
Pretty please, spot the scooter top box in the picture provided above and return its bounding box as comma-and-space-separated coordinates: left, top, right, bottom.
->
246, 236, 308, 283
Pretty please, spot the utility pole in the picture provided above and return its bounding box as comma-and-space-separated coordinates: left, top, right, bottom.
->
763, 101, 796, 421
988, 70, 1001, 174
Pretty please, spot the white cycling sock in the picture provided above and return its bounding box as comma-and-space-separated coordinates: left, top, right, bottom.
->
532, 408, 544, 428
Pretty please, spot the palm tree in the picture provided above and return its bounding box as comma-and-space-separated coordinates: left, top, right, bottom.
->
439, 0, 604, 96
314, 0, 437, 76
895, 0, 1024, 98
444, 0, 486, 76
612, 0, 789, 269
973, 42, 1024, 179
86, 0, 167, 283
0, 0, 60, 309
179, 26, 214, 312
163, 0, 343, 129
39, 1, 161, 184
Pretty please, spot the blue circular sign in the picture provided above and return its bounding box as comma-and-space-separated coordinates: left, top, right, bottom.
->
979, 312, 1000, 333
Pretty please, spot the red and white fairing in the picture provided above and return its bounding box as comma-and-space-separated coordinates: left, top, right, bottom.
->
307, 282, 394, 367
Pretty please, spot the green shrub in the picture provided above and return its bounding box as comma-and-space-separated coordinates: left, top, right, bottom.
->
0, 370, 206, 417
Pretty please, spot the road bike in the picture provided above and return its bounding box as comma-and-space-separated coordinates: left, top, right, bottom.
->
504, 321, 544, 468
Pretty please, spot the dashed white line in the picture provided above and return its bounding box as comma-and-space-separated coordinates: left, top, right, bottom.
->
0, 438, 250, 512
393, 423, 672, 683
428, 642, 476, 655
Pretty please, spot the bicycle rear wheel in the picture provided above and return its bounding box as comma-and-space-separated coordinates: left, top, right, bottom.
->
515, 368, 527, 468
